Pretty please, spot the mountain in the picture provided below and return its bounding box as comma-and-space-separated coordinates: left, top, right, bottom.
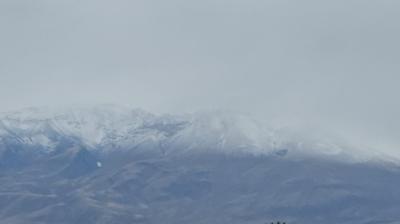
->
0, 105, 399, 224
0, 105, 379, 160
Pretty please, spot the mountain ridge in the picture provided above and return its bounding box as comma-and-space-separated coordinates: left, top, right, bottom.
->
0, 105, 395, 164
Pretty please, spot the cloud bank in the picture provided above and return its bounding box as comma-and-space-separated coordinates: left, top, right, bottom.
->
1, 0, 399, 154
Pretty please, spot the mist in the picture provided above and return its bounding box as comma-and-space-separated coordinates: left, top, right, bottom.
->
1, 0, 399, 153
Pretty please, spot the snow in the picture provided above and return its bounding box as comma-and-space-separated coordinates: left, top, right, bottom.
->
30, 135, 55, 150
0, 105, 395, 163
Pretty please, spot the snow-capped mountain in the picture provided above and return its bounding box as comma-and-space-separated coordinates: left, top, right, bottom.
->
0, 106, 275, 153
1, 105, 400, 224
0, 105, 158, 151
0, 105, 384, 163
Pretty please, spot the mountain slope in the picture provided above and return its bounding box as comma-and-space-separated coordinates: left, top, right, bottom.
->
0, 106, 399, 224
1, 152, 400, 224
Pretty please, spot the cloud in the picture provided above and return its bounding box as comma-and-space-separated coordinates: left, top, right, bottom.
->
1, 0, 399, 152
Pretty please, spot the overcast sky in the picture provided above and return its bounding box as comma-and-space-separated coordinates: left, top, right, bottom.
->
1, 0, 400, 150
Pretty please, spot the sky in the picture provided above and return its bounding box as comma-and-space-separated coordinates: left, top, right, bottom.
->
1, 0, 400, 151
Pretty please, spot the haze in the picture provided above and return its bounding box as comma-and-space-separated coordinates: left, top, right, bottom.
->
1, 0, 399, 153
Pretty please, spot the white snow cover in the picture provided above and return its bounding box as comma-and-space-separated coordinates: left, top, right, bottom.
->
0, 105, 396, 163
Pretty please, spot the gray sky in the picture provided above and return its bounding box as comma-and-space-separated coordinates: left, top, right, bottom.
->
1, 0, 400, 150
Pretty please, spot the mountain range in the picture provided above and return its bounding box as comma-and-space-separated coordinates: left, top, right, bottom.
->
0, 105, 399, 224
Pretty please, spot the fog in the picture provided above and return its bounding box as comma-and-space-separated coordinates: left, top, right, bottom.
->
1, 0, 400, 152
